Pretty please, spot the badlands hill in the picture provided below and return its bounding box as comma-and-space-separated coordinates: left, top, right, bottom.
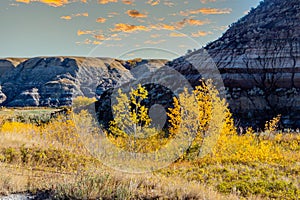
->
203, 0, 300, 127
0, 57, 167, 107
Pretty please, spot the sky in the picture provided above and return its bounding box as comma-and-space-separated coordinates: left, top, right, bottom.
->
0, 0, 261, 60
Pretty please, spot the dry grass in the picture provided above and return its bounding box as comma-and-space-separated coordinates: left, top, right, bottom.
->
0, 108, 299, 199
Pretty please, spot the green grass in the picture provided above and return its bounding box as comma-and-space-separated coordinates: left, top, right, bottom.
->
0, 107, 61, 116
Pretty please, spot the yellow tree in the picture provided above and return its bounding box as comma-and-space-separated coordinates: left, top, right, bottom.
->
168, 79, 236, 159
109, 84, 154, 152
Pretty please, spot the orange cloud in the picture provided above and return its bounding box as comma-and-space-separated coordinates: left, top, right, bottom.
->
187, 19, 209, 25
76, 39, 102, 45
169, 32, 186, 37
60, 12, 88, 20
60, 15, 72, 20
175, 18, 209, 28
180, 7, 232, 16
126, 10, 147, 18
194, 8, 232, 15
191, 30, 212, 37
107, 12, 120, 18
122, 0, 134, 4
77, 30, 95, 36
111, 23, 150, 32
98, 0, 117, 4
150, 23, 176, 30
16, 0, 30, 3
16, 0, 87, 7
17, 0, 69, 7
147, 0, 160, 6
83, 39, 92, 44
93, 34, 106, 40
96, 18, 106, 23
73, 12, 88, 17
93, 41, 102, 45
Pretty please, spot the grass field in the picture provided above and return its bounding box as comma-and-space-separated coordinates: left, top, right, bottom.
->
0, 107, 299, 199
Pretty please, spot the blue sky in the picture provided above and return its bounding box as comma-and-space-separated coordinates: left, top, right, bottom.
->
0, 0, 261, 59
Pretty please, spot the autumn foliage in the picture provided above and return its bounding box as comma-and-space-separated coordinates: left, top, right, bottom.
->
0, 81, 299, 199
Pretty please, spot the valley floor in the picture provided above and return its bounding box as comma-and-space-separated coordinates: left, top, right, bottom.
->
0, 108, 299, 199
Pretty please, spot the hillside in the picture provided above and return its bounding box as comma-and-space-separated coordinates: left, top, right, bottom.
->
203, 0, 300, 128
0, 57, 167, 107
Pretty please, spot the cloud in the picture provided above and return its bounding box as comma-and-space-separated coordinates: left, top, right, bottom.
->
213, 25, 227, 31
15, 0, 87, 7
150, 34, 161, 38
175, 18, 210, 28
163, 0, 175, 7
169, 32, 186, 37
107, 12, 120, 18
9, 3, 20, 6
16, 0, 30, 3
186, 18, 209, 26
76, 37, 104, 45
150, 23, 176, 30
98, 0, 118, 4
73, 12, 88, 17
126, 10, 147, 18
105, 44, 124, 47
61, 12, 88, 20
194, 8, 232, 15
111, 23, 150, 32
16, 0, 69, 7
191, 30, 212, 37
93, 41, 102, 45
77, 30, 95, 36
155, 17, 165, 21
96, 17, 107, 23
93, 34, 106, 40
178, 44, 187, 48
200, 0, 216, 4
144, 39, 166, 44
83, 39, 92, 44
60, 15, 72, 20
180, 7, 232, 16
146, 0, 160, 6
122, 0, 134, 4
110, 22, 187, 34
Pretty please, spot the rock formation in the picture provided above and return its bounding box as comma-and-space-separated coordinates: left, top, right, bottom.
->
201, 0, 300, 128
0, 57, 167, 107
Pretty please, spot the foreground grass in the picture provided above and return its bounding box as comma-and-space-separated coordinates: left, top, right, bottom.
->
0, 109, 299, 199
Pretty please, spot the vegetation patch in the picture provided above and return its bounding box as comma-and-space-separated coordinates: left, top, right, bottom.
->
0, 81, 299, 199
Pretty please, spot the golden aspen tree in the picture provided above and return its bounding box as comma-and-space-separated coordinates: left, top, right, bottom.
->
168, 79, 236, 158
109, 84, 156, 153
